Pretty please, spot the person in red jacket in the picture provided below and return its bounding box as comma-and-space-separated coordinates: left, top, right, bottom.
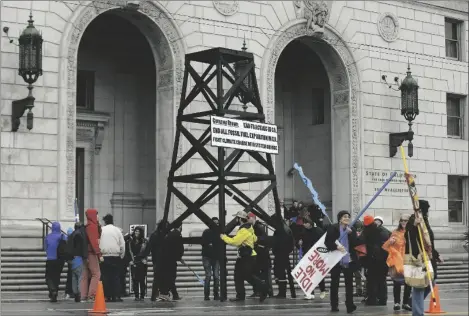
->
80, 209, 103, 301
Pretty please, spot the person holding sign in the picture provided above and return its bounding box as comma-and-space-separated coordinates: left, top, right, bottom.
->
220, 211, 269, 302
297, 219, 327, 300
324, 210, 359, 314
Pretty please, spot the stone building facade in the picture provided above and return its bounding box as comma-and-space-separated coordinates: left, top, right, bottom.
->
1, 1, 467, 250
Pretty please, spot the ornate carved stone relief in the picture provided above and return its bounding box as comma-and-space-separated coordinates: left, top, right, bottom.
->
64, 1, 184, 215
377, 12, 400, 42
213, 1, 239, 16
293, 1, 331, 35
263, 23, 362, 216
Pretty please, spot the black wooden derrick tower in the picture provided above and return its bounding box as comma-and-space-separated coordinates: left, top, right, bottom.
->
162, 46, 283, 301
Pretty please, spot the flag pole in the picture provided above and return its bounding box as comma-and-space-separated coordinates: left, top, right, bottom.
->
399, 146, 436, 306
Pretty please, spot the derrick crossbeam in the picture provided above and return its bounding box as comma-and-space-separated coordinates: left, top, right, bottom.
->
162, 48, 283, 302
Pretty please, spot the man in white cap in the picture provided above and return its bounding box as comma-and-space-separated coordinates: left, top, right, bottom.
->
220, 210, 268, 302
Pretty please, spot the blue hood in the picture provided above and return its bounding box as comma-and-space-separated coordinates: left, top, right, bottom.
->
45, 222, 64, 260
67, 227, 74, 235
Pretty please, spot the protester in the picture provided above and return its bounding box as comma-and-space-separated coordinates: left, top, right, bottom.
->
44, 222, 66, 302
382, 214, 412, 311
248, 213, 273, 298
352, 220, 366, 298
127, 226, 148, 301
405, 200, 442, 316
307, 203, 325, 229
80, 209, 102, 302
120, 228, 131, 298
159, 224, 184, 301
221, 211, 268, 302
361, 214, 390, 306
279, 200, 288, 219
64, 227, 75, 299
297, 219, 327, 300
271, 214, 295, 299
201, 217, 221, 301
100, 214, 126, 302
139, 220, 168, 301
285, 200, 299, 220
325, 210, 358, 314
66, 222, 87, 302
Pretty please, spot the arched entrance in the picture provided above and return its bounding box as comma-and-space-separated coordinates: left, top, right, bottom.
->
262, 22, 363, 218
57, 1, 185, 227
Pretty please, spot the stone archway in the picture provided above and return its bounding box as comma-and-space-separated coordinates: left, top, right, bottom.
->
261, 21, 363, 217
57, 1, 186, 219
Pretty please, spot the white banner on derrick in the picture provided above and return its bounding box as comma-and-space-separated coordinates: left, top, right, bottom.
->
291, 233, 346, 295
210, 116, 279, 154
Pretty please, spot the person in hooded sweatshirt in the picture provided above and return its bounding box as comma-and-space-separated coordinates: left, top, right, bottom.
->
80, 209, 103, 301
67, 222, 87, 302
159, 223, 184, 301
325, 210, 358, 314
44, 222, 66, 302
100, 214, 126, 302
220, 211, 269, 302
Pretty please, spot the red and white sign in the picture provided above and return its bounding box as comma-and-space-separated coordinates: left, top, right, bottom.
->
291, 233, 346, 295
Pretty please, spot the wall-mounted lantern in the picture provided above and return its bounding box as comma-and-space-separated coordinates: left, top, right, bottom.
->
4, 13, 43, 131
382, 63, 419, 157
234, 39, 254, 111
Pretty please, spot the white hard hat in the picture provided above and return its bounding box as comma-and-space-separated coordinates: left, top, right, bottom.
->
374, 216, 384, 224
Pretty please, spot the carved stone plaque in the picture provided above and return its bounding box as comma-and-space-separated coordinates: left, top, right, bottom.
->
378, 12, 399, 42
213, 1, 239, 16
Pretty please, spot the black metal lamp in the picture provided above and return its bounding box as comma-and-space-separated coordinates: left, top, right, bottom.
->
11, 13, 43, 131
234, 39, 253, 111
382, 63, 419, 157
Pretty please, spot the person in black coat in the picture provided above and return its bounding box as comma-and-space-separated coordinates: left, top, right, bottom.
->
201, 217, 222, 301
297, 219, 327, 299
270, 214, 295, 299
138, 220, 168, 301
127, 226, 148, 301
325, 210, 358, 314
361, 215, 391, 306
307, 203, 325, 229
248, 213, 273, 298
159, 224, 184, 301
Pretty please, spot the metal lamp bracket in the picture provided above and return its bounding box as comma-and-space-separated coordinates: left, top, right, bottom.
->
11, 95, 35, 132
389, 130, 414, 157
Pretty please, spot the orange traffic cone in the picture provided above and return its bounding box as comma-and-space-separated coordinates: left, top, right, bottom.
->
425, 285, 446, 314
89, 281, 108, 314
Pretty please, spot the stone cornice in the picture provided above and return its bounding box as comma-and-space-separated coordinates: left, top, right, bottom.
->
76, 109, 110, 154
399, 0, 469, 16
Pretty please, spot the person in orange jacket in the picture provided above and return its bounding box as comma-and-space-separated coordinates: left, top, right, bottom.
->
382, 214, 412, 311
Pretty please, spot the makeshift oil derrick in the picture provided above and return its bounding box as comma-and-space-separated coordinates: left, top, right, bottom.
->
161, 47, 285, 300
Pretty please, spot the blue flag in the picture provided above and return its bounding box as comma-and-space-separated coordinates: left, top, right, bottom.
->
293, 163, 331, 223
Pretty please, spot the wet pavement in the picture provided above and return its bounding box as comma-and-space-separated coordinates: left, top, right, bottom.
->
1, 286, 468, 316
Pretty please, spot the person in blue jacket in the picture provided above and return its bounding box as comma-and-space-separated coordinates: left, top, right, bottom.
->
44, 222, 66, 302
68, 222, 86, 302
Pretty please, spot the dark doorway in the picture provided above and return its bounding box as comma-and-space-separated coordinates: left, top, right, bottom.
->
75, 148, 85, 222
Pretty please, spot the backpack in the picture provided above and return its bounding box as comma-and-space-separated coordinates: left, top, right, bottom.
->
57, 235, 73, 261
67, 229, 86, 257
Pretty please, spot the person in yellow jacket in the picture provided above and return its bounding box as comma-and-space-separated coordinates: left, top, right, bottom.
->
220, 210, 268, 302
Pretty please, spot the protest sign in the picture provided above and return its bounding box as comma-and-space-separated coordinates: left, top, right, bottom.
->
210, 116, 279, 154
129, 224, 148, 238
291, 233, 345, 295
